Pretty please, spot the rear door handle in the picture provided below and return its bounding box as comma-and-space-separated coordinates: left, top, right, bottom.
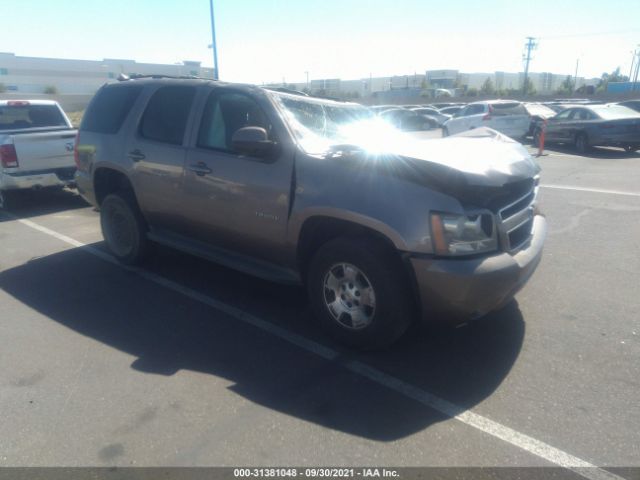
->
128, 149, 146, 162
188, 162, 212, 176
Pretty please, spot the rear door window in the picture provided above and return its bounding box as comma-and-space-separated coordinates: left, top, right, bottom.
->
139, 86, 196, 145
82, 85, 143, 134
0, 104, 67, 131
490, 102, 527, 116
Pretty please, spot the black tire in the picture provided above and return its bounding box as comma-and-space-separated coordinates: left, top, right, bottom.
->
0, 190, 19, 210
100, 191, 149, 265
575, 133, 590, 154
307, 237, 415, 350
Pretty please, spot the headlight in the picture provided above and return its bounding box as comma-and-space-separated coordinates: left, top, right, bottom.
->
430, 211, 497, 256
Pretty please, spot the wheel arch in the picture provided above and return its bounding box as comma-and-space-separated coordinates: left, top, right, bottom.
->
295, 213, 409, 278
93, 166, 136, 207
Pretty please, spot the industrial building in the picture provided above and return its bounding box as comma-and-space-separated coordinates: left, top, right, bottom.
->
0, 52, 215, 94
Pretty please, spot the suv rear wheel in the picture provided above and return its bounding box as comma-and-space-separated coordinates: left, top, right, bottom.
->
307, 237, 414, 350
100, 192, 149, 265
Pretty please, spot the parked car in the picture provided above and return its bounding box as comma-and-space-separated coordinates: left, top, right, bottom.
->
379, 108, 438, 131
410, 107, 452, 126
431, 102, 457, 109
438, 105, 464, 116
523, 103, 557, 136
617, 100, 640, 113
533, 104, 640, 153
75, 77, 546, 349
443, 100, 530, 140
0, 100, 77, 209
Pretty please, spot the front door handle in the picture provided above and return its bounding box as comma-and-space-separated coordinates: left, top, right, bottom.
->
188, 162, 212, 176
128, 149, 146, 162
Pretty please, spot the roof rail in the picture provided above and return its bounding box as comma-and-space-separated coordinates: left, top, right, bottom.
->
117, 73, 213, 82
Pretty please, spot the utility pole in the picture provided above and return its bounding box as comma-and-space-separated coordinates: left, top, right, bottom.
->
633, 48, 640, 91
522, 37, 537, 96
629, 49, 636, 83
208, 0, 219, 80
573, 58, 580, 93
633, 50, 640, 91
305, 71, 309, 90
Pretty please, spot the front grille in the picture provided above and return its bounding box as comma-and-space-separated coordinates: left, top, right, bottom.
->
458, 177, 535, 213
496, 180, 538, 252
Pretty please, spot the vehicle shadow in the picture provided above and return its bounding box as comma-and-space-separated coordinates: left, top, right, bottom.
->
527, 141, 640, 159
0, 188, 89, 222
0, 245, 525, 441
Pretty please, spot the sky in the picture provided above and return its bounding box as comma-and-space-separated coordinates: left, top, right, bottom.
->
1, 0, 640, 84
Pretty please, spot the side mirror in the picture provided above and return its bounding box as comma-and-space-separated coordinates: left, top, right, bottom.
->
231, 127, 275, 157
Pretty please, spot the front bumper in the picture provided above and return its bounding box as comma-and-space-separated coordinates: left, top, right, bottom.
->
1, 167, 76, 191
410, 215, 547, 324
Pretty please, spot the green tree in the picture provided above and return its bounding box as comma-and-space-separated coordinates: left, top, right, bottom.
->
465, 87, 479, 97
44, 85, 58, 94
597, 67, 629, 93
480, 77, 495, 95
556, 75, 574, 95
0, 83, 6, 93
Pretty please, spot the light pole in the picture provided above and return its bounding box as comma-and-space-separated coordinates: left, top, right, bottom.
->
209, 0, 219, 80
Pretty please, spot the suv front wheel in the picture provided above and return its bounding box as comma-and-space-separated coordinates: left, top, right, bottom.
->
307, 237, 414, 350
100, 192, 149, 265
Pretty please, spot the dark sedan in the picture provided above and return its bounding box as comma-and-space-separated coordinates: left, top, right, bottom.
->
379, 108, 438, 131
524, 103, 557, 136
618, 100, 640, 113
533, 104, 640, 154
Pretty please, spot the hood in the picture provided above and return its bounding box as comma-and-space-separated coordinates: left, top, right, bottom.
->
328, 127, 540, 208
395, 127, 540, 187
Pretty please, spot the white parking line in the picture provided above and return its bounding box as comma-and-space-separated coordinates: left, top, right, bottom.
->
541, 184, 640, 197
7, 215, 623, 480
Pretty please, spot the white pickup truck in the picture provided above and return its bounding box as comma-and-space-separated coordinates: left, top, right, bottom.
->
0, 99, 77, 209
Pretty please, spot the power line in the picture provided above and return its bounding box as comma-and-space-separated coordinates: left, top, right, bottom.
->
539, 28, 640, 40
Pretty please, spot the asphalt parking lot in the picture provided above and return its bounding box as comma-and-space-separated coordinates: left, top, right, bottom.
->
1, 142, 639, 478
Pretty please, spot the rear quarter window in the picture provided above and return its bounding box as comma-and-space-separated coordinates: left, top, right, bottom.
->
491, 102, 527, 116
81, 85, 143, 134
139, 86, 196, 145
0, 104, 67, 131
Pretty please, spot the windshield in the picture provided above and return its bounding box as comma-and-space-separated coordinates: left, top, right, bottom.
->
274, 93, 402, 154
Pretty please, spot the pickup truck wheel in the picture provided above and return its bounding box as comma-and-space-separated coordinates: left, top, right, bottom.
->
100, 192, 149, 265
0, 190, 18, 210
307, 238, 414, 350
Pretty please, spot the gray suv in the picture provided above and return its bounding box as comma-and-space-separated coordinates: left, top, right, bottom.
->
75, 77, 546, 349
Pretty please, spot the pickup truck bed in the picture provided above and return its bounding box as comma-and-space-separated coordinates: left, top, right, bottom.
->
0, 100, 77, 207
